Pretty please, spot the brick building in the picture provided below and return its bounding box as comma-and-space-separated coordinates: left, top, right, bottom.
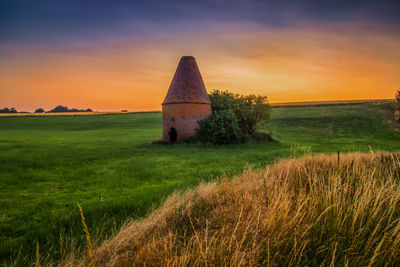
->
162, 56, 211, 142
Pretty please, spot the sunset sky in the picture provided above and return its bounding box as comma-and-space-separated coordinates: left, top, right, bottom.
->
1, 0, 399, 111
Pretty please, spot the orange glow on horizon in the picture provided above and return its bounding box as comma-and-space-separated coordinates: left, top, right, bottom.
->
1, 25, 399, 112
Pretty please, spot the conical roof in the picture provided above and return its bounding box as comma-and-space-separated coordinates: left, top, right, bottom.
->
162, 56, 210, 105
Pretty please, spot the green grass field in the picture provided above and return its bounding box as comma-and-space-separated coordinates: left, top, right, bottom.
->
1, 104, 399, 265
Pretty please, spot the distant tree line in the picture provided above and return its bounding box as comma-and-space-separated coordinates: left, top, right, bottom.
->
44, 105, 93, 113
0, 107, 18, 113
0, 105, 93, 113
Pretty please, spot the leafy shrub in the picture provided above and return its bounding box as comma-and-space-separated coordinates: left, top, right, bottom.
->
195, 90, 272, 144
208, 90, 236, 112
234, 94, 271, 135
208, 90, 271, 135
196, 110, 241, 145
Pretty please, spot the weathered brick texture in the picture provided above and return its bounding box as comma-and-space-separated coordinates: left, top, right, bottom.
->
162, 103, 211, 141
162, 56, 211, 142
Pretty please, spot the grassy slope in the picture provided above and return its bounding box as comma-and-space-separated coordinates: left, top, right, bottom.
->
75, 152, 400, 266
0, 104, 399, 264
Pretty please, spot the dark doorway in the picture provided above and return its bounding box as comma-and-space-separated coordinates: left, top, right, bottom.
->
168, 127, 177, 142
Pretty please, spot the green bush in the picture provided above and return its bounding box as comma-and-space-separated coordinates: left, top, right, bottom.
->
234, 94, 271, 135
196, 110, 242, 145
196, 90, 272, 144
208, 90, 236, 112
208, 90, 271, 135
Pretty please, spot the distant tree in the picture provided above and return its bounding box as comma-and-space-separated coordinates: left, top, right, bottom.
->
208, 90, 271, 135
0, 107, 17, 113
85, 108, 93, 112
396, 90, 400, 104
34, 108, 45, 113
49, 105, 69, 113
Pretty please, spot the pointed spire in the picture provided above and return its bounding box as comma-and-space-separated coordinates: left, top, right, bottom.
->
162, 56, 210, 105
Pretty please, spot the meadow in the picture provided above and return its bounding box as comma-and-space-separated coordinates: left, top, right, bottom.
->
1, 103, 400, 265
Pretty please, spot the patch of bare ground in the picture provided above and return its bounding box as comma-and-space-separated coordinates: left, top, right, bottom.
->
65, 152, 400, 266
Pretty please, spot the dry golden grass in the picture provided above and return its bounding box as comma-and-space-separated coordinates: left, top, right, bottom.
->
65, 152, 400, 266
77, 203, 94, 267
36, 242, 40, 267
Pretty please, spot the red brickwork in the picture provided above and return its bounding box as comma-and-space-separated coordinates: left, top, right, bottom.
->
162, 56, 211, 142
163, 56, 210, 105
162, 103, 211, 141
